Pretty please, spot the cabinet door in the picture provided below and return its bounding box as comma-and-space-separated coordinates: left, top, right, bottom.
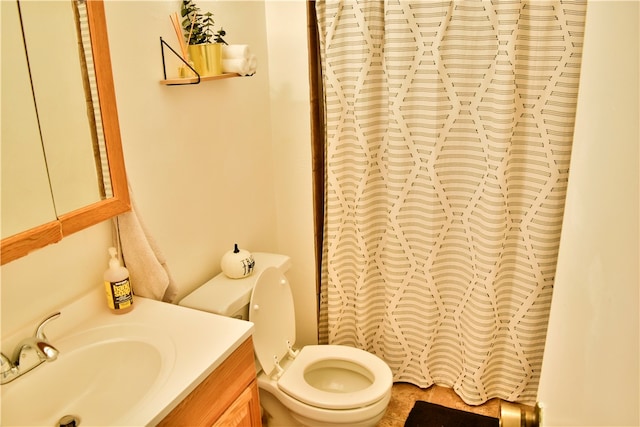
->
159, 338, 259, 426
213, 380, 261, 427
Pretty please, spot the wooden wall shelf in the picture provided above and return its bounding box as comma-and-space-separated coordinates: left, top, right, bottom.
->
160, 73, 241, 86
159, 37, 252, 86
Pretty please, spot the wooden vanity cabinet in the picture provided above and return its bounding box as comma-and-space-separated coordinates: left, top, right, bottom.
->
159, 337, 262, 427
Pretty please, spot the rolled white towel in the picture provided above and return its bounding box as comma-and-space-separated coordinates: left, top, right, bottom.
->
222, 44, 250, 59
247, 54, 257, 75
222, 58, 250, 75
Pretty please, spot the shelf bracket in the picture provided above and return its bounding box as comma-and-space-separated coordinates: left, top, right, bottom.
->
159, 37, 200, 85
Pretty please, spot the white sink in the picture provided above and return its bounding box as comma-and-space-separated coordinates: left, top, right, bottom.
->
2, 324, 174, 426
0, 289, 254, 426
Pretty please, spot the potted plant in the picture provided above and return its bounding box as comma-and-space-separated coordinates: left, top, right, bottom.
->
181, 0, 227, 76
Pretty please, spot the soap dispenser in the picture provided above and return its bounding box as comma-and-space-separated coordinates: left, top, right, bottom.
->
104, 247, 134, 314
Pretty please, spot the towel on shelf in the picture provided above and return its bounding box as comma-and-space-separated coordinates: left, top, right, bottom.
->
247, 54, 257, 75
117, 197, 178, 303
222, 44, 250, 59
222, 58, 251, 75
221, 44, 256, 75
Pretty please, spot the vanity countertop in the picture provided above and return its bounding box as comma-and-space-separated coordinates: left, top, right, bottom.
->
1, 288, 254, 426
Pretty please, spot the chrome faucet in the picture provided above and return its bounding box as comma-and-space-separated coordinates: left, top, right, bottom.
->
1, 312, 61, 384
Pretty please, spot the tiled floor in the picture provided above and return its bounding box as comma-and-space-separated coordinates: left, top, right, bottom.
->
378, 382, 518, 426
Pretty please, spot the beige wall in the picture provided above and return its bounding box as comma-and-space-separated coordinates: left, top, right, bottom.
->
538, 1, 639, 425
1, 0, 317, 348
264, 0, 318, 346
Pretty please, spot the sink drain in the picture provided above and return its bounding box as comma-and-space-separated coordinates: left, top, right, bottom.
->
57, 415, 80, 427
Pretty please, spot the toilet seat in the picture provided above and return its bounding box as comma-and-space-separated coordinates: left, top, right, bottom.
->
278, 345, 393, 410
249, 267, 393, 412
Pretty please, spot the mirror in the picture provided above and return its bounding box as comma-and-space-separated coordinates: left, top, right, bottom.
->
1, 0, 130, 265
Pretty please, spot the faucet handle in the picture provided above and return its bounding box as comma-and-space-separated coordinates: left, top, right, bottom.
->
1, 352, 14, 371
35, 312, 61, 341
1, 352, 17, 383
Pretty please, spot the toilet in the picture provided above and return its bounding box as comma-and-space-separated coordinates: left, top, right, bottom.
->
179, 253, 393, 427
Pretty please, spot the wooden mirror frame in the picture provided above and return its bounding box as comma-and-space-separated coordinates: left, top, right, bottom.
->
1, 0, 130, 265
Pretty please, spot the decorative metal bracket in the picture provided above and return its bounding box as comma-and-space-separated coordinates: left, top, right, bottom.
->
159, 37, 200, 85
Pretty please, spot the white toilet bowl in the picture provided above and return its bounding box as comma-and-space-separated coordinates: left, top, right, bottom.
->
257, 344, 392, 427
249, 266, 393, 427
179, 254, 393, 427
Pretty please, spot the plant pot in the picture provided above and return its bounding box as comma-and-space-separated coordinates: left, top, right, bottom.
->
188, 43, 222, 77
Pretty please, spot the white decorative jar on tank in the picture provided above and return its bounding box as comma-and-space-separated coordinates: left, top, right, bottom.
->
220, 244, 255, 279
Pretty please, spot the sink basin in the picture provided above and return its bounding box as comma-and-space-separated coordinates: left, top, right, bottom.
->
1, 324, 175, 426
0, 289, 254, 426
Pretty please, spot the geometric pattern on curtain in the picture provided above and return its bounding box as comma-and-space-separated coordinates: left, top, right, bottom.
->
316, 0, 586, 405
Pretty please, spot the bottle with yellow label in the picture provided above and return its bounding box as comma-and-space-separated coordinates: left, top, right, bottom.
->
104, 247, 134, 314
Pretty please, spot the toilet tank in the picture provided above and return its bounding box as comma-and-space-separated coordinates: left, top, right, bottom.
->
178, 252, 292, 319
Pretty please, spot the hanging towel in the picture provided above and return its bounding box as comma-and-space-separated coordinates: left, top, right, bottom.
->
116, 197, 178, 303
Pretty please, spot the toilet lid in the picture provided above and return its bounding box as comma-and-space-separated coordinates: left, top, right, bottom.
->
249, 266, 296, 377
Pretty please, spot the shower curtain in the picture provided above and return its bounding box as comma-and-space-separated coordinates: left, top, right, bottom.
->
315, 0, 586, 405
